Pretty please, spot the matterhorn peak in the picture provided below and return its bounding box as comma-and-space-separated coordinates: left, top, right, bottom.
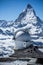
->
23, 4, 32, 12
14, 4, 36, 25
25, 4, 36, 16
27, 4, 32, 9
26, 4, 33, 11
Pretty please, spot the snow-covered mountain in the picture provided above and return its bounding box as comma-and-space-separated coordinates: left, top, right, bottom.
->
0, 20, 14, 36
0, 4, 43, 57
0, 4, 43, 44
14, 4, 43, 45
0, 20, 14, 27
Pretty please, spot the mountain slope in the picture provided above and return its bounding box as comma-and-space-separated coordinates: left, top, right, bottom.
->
14, 4, 43, 45
0, 4, 43, 57
0, 4, 43, 45
0, 20, 14, 36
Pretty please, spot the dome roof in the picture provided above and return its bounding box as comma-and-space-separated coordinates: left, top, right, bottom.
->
15, 31, 30, 41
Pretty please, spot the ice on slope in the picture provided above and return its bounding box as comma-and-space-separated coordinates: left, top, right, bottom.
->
0, 27, 14, 36
0, 35, 15, 57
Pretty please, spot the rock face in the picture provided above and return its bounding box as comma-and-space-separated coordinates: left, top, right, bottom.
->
14, 4, 43, 46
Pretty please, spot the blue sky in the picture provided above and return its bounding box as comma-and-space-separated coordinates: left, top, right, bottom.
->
0, 0, 43, 21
